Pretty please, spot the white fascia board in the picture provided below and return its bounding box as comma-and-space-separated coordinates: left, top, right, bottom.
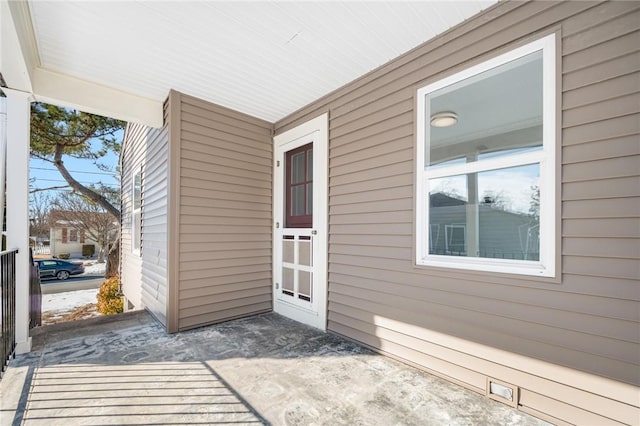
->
0, 0, 36, 92
32, 67, 163, 128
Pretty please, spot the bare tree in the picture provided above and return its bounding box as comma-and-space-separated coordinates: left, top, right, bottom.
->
480, 190, 512, 211
51, 192, 118, 265
29, 192, 52, 239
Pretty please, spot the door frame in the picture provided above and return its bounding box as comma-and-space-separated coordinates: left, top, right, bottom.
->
273, 113, 328, 331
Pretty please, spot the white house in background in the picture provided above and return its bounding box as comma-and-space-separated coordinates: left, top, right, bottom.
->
48, 210, 105, 258
48, 221, 93, 258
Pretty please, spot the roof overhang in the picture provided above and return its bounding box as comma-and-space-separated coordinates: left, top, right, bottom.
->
1, 1, 497, 127
1, 1, 163, 126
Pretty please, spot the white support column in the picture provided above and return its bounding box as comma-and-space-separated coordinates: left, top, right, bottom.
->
4, 88, 33, 354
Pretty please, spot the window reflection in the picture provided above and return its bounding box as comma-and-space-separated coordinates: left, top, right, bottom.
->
429, 164, 540, 261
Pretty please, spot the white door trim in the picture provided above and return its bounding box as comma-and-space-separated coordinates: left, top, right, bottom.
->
273, 113, 328, 331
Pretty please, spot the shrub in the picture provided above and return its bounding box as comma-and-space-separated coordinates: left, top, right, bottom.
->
82, 244, 95, 258
58, 253, 70, 259
96, 276, 123, 315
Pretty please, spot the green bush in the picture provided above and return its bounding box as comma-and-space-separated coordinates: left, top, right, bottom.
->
58, 253, 70, 259
96, 276, 123, 315
82, 244, 95, 258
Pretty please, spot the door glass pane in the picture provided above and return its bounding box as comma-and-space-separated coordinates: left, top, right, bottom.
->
291, 185, 305, 216
291, 152, 305, 184
307, 149, 313, 180
428, 164, 540, 260
306, 183, 313, 215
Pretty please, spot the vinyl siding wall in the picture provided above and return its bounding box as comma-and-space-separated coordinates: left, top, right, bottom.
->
121, 100, 170, 326
172, 91, 273, 331
275, 1, 639, 424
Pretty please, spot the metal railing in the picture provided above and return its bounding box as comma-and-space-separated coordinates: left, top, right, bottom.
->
29, 248, 41, 329
1, 249, 17, 377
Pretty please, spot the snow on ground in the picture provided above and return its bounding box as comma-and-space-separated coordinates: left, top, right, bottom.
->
41, 288, 101, 324
42, 289, 99, 312
80, 259, 106, 276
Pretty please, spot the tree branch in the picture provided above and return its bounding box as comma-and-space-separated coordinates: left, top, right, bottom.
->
30, 185, 70, 193
53, 144, 121, 219
30, 152, 55, 163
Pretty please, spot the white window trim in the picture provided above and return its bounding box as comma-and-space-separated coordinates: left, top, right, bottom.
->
132, 167, 142, 256
416, 34, 556, 277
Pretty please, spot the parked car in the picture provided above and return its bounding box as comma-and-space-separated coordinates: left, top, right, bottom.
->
36, 259, 85, 280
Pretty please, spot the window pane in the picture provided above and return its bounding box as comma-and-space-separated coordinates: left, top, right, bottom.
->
291, 185, 305, 216
426, 51, 543, 168
291, 152, 306, 184
429, 164, 540, 260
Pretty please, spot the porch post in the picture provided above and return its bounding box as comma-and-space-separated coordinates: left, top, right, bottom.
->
4, 88, 32, 354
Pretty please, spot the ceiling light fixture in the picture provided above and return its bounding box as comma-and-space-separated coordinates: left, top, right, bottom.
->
430, 111, 458, 128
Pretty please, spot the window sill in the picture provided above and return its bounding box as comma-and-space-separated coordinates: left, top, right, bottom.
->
416, 256, 556, 280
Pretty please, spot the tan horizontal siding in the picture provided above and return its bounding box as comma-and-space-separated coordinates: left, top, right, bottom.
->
176, 92, 273, 331
329, 281, 638, 357
274, 1, 640, 423
563, 134, 640, 164
179, 271, 272, 292
563, 176, 640, 201
180, 279, 269, 300
178, 304, 271, 331
563, 72, 640, 110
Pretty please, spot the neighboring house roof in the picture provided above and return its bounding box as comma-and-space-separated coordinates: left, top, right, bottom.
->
430, 192, 466, 208
49, 210, 114, 227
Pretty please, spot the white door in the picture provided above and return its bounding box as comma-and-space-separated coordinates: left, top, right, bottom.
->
273, 114, 328, 330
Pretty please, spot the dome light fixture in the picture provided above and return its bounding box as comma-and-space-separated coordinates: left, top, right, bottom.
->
430, 111, 458, 128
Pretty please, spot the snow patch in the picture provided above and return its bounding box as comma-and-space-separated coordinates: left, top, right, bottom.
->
80, 260, 106, 276
42, 289, 99, 312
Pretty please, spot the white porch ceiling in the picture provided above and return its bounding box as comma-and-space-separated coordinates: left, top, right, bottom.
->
24, 1, 496, 124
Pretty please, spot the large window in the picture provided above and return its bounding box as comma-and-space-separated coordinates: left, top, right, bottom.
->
416, 34, 556, 277
132, 168, 142, 256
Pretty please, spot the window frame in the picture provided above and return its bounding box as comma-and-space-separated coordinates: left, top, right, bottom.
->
132, 167, 142, 256
415, 34, 556, 277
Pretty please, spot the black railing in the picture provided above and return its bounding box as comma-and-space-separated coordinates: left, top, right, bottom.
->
1, 249, 17, 377
29, 248, 41, 329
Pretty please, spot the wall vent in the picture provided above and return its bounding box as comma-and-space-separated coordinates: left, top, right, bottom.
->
486, 377, 519, 408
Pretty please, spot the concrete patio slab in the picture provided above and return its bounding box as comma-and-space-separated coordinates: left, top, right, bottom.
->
1, 311, 550, 425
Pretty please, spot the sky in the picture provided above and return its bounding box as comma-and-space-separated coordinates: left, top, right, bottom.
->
29, 136, 122, 197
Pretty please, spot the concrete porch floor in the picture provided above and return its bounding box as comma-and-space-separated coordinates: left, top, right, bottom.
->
1, 311, 550, 425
